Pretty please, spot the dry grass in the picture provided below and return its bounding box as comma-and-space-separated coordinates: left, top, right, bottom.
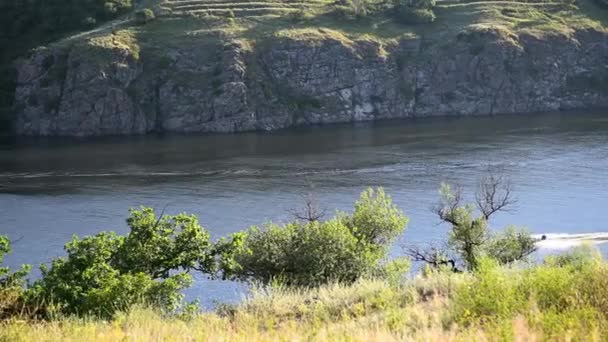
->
2, 266, 608, 342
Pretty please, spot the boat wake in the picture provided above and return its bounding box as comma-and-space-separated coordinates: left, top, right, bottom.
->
533, 233, 608, 249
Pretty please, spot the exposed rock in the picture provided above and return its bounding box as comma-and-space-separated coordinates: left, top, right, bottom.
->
12, 26, 608, 136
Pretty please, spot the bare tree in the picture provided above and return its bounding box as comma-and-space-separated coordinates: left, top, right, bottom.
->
289, 184, 327, 223
475, 169, 516, 220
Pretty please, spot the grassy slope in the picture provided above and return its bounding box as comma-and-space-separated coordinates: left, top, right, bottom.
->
47, 0, 608, 68
3, 258, 608, 341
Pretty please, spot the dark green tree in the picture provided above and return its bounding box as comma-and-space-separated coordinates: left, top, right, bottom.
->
29, 208, 215, 318
217, 188, 409, 286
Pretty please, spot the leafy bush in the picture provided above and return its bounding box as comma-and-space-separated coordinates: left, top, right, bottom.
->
289, 7, 315, 22
219, 188, 408, 286
453, 247, 608, 327
486, 226, 537, 265
452, 257, 526, 325
393, 0, 436, 24
332, 0, 391, 19
0, 236, 31, 319
429, 174, 533, 271
134, 8, 155, 25
29, 208, 215, 318
396, 8, 435, 24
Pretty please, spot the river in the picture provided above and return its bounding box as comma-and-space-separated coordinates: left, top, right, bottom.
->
1, 111, 607, 306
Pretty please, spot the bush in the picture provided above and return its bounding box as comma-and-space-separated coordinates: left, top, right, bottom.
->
486, 226, 537, 265
332, 0, 390, 19
218, 188, 409, 286
289, 7, 315, 22
0, 236, 31, 319
29, 208, 215, 318
452, 247, 608, 327
393, 0, 436, 24
134, 8, 155, 25
396, 8, 435, 24
452, 257, 526, 325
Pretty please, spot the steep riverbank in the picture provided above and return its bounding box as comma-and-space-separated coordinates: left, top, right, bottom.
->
10, 1, 608, 136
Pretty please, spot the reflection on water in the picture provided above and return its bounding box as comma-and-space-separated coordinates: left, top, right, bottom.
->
1, 111, 607, 306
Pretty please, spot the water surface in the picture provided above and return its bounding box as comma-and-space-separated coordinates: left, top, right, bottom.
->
1, 111, 607, 305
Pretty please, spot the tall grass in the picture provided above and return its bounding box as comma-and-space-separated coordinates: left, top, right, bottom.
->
3, 247, 608, 341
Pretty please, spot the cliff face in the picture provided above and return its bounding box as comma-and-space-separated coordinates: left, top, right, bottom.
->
12, 26, 608, 136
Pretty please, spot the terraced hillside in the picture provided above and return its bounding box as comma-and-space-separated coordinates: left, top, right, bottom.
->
159, 0, 333, 18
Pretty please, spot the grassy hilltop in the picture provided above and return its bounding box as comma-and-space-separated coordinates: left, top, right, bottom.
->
62, 0, 608, 65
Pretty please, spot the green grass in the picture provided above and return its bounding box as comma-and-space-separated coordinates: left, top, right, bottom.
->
4, 249, 608, 341
37, 0, 607, 66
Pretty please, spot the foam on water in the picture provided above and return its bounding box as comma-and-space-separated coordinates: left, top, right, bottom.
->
533, 232, 608, 249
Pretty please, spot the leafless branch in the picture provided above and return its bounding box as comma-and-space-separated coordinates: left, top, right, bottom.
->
476, 170, 517, 220
404, 244, 461, 273
289, 192, 326, 223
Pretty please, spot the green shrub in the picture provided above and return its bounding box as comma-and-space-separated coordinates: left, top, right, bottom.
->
0, 236, 31, 319
218, 188, 409, 286
452, 257, 526, 325
134, 8, 155, 25
289, 7, 315, 22
431, 176, 532, 272
29, 208, 215, 318
396, 8, 435, 24
486, 226, 537, 265
452, 247, 608, 327
393, 0, 436, 24
332, 0, 390, 19
545, 244, 602, 269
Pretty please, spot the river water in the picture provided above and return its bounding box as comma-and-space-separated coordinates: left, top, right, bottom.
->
1, 111, 607, 306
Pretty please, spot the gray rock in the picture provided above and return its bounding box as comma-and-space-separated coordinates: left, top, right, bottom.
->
12, 27, 608, 136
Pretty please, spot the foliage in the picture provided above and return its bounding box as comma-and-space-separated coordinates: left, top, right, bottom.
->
397, 8, 435, 24
332, 0, 391, 19
486, 226, 537, 265
438, 183, 490, 271
219, 188, 408, 286
431, 173, 529, 271
28, 208, 215, 318
453, 247, 608, 329
393, 0, 436, 24
452, 257, 526, 324
6, 255, 608, 340
135, 8, 155, 25
0, 0, 132, 36
0, 0, 133, 133
0, 236, 31, 319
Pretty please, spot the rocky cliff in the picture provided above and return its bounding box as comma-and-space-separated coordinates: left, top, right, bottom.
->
12, 25, 608, 136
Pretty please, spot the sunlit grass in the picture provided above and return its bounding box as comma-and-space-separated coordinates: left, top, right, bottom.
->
5, 253, 608, 342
